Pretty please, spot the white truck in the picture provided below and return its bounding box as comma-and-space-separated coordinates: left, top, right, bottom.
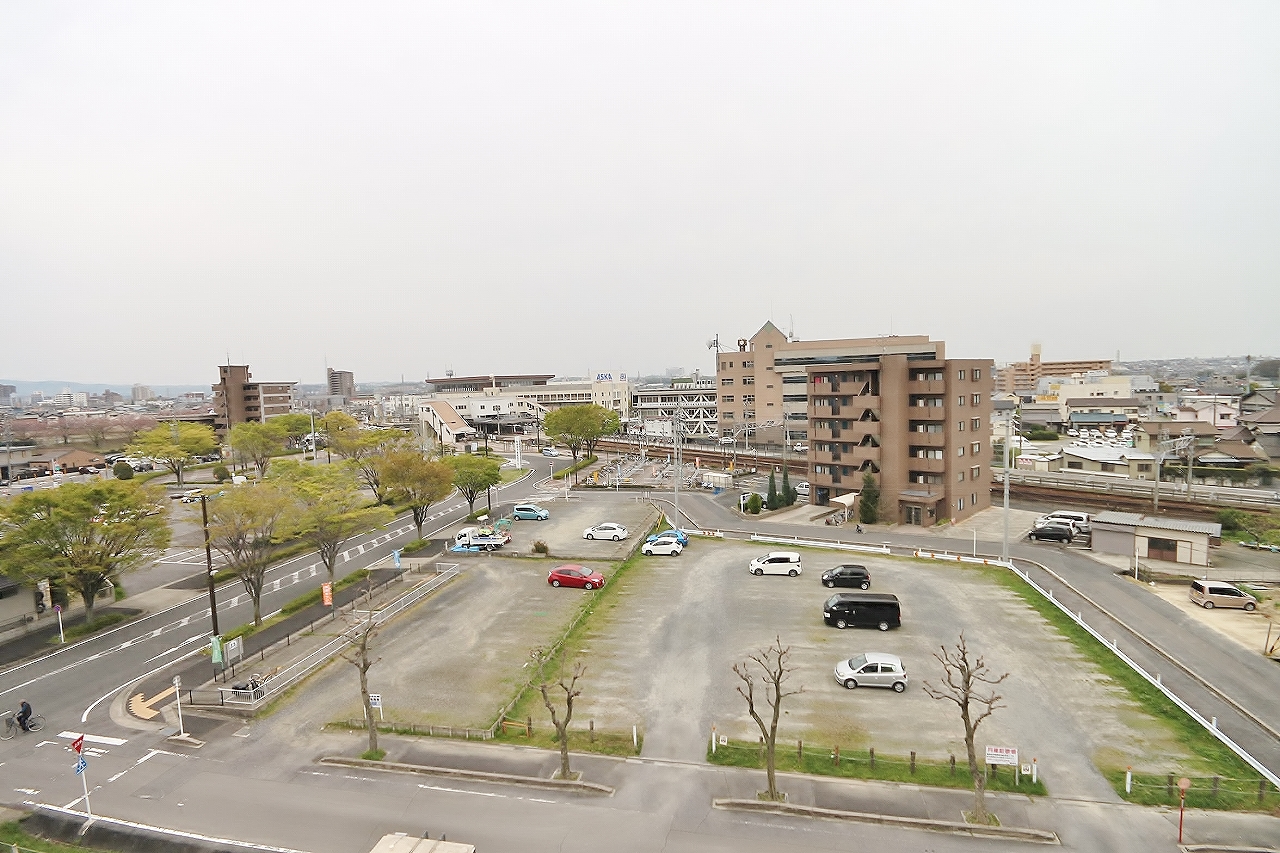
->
452, 526, 512, 551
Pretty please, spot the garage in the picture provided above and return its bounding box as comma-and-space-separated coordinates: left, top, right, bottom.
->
1091, 511, 1222, 568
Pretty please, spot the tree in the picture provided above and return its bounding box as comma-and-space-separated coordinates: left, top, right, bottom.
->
339, 608, 382, 758
858, 472, 880, 524
766, 470, 779, 510
113, 461, 135, 480
732, 635, 803, 801
229, 421, 287, 479
128, 422, 218, 487
379, 450, 455, 538
0, 481, 171, 625
533, 648, 586, 781
921, 633, 1009, 826
207, 483, 292, 625
781, 468, 795, 507
272, 413, 315, 449
327, 415, 411, 502
273, 460, 395, 582
114, 413, 159, 444
746, 493, 762, 514
448, 455, 502, 514
50, 415, 76, 445
84, 417, 110, 450
544, 404, 620, 463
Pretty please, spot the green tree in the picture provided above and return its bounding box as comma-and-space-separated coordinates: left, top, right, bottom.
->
113, 461, 134, 480
858, 472, 880, 524
327, 415, 411, 502
0, 481, 171, 625
544, 405, 620, 463
272, 413, 315, 449
229, 421, 287, 479
207, 483, 292, 625
448, 455, 502, 514
766, 470, 779, 510
128, 421, 218, 487
273, 460, 394, 582
746, 493, 762, 514
380, 450, 455, 538
781, 468, 795, 507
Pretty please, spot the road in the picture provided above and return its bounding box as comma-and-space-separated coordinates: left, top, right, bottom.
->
3, 476, 1279, 852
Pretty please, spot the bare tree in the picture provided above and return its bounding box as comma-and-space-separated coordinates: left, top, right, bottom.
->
732, 635, 803, 801
339, 609, 382, 757
533, 648, 585, 781
921, 632, 1008, 825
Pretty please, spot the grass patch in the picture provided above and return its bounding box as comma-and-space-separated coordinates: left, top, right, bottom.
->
707, 740, 1047, 796
220, 569, 370, 643
52, 611, 129, 644
981, 564, 1280, 809
0, 820, 119, 853
552, 455, 597, 480
361, 748, 386, 761
1101, 768, 1280, 811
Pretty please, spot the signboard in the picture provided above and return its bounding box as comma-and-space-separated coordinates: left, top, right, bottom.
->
74, 757, 88, 775
71, 735, 84, 754
368, 693, 382, 708
321, 582, 333, 607
224, 637, 242, 663
985, 746, 1018, 766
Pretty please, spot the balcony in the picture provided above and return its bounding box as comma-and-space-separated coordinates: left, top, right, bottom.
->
909, 431, 946, 447
909, 406, 946, 421
908, 458, 947, 474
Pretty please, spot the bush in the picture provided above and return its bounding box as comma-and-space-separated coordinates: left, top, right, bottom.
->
212, 464, 231, 482
552, 455, 598, 480
361, 748, 386, 761
112, 461, 134, 480
746, 493, 762, 514
858, 472, 880, 524
401, 538, 430, 555
1024, 429, 1059, 441
532, 540, 549, 554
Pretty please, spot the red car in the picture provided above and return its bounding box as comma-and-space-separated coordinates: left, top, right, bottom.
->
547, 565, 605, 590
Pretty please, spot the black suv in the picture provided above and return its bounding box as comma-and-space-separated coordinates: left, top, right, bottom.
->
1029, 523, 1074, 543
821, 564, 871, 589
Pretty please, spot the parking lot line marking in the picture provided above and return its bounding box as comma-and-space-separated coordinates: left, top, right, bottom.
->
417, 784, 505, 798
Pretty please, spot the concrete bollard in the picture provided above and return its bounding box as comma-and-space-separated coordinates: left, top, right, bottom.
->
950, 754, 956, 776
869, 747, 875, 770
1126, 767, 1132, 794
910, 751, 916, 774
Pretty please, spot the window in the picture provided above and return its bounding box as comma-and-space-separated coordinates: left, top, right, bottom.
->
958, 472, 965, 482
743, 361, 754, 368
742, 395, 755, 404
722, 412, 734, 420
972, 394, 981, 406
971, 466, 980, 480
721, 378, 734, 386
958, 369, 966, 380
973, 369, 982, 380
971, 441, 981, 454
722, 395, 734, 403
972, 493, 977, 506
958, 396, 966, 406
958, 446, 965, 457
742, 376, 755, 385
958, 420, 965, 431
958, 497, 965, 511
972, 418, 981, 430
1137, 463, 1152, 473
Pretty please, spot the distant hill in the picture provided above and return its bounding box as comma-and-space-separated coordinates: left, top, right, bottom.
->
0, 379, 210, 397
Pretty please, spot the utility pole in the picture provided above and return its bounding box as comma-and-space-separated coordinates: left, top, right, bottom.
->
200, 494, 219, 637
673, 401, 683, 533
1001, 406, 1014, 562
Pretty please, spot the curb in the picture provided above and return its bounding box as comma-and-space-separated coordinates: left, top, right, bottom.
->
21, 803, 313, 853
1181, 847, 1280, 853
319, 755, 615, 795
712, 798, 1061, 844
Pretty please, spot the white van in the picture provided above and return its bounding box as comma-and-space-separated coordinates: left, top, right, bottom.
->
1034, 510, 1090, 532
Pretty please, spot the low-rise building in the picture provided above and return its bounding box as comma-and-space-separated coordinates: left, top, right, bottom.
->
1059, 445, 1156, 479
1091, 511, 1222, 567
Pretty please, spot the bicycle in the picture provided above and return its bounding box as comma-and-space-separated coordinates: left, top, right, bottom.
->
0, 710, 46, 739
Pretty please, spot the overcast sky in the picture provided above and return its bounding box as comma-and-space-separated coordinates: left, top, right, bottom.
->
2, 2, 1277, 388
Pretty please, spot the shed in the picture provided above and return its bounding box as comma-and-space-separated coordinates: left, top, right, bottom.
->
1092, 511, 1222, 567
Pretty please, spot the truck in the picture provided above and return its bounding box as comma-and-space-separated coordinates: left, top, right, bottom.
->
452, 526, 512, 552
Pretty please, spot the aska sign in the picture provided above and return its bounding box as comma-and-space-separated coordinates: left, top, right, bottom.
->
985, 745, 1018, 766
595, 373, 626, 381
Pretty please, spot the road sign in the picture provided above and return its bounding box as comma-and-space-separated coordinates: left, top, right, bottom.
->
71, 735, 84, 754
225, 637, 242, 663
54, 604, 62, 613
985, 745, 1018, 766
321, 582, 333, 607
368, 693, 382, 708
74, 756, 87, 775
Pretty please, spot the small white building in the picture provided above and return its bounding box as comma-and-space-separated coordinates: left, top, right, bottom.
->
1091, 511, 1222, 567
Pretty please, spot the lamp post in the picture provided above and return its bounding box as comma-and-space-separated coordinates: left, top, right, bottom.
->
483, 421, 492, 513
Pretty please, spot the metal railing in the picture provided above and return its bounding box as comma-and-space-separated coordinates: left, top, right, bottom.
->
995, 469, 1279, 509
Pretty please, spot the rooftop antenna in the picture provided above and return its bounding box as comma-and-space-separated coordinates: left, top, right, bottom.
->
788, 315, 794, 341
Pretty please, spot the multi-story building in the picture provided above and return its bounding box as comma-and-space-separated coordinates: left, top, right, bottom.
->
327, 368, 356, 402
211, 365, 296, 436
131, 384, 155, 403
995, 345, 1112, 395
718, 322, 993, 526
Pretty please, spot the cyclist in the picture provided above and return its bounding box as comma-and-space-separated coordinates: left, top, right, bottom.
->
15, 699, 32, 732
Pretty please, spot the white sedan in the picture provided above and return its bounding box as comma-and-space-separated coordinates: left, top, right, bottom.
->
583, 523, 628, 541
642, 536, 684, 556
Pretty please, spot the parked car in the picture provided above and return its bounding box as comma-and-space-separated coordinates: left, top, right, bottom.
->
823, 592, 901, 631
1028, 523, 1074, 543
547, 564, 605, 590
821, 564, 871, 589
718, 436, 736, 445
541, 447, 560, 457
583, 522, 628, 541
642, 536, 684, 556
795, 481, 810, 497
512, 503, 549, 521
1189, 580, 1257, 611
834, 652, 908, 692
1034, 510, 1091, 532
646, 529, 689, 545
749, 551, 802, 577
793, 443, 809, 453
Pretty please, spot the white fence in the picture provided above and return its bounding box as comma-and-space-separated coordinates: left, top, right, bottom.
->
750, 533, 892, 555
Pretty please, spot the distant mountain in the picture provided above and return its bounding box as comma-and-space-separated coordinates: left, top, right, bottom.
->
0, 379, 210, 396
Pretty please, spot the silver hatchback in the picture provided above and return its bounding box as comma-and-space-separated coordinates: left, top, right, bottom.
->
833, 652, 908, 692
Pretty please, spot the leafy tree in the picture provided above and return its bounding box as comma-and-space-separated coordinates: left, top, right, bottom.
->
113, 461, 135, 480
207, 483, 292, 625
229, 421, 287, 479
128, 422, 218, 487
326, 414, 411, 502
448, 455, 502, 514
0, 481, 171, 625
544, 405, 620, 463
533, 647, 586, 781
379, 450, 455, 538
746, 493, 762, 514
732, 636, 802, 802
272, 413, 315, 449
273, 460, 394, 582
212, 464, 231, 483
781, 468, 795, 507
922, 633, 1008, 826
1256, 359, 1280, 380
858, 472, 880, 524
766, 470, 779, 510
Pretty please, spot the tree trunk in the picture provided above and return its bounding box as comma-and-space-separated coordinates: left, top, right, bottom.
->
175, 463, 185, 487
964, 726, 987, 823
765, 741, 778, 799
81, 587, 96, 626
360, 664, 378, 754
558, 723, 571, 780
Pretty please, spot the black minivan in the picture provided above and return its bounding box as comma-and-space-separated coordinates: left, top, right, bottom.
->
823, 592, 901, 631
821, 564, 871, 589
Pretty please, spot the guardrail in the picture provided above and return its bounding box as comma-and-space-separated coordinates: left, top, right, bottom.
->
914, 550, 1014, 569
995, 470, 1280, 509
750, 533, 892, 555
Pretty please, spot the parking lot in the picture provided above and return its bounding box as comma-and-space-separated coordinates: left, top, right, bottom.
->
293, 493, 1195, 800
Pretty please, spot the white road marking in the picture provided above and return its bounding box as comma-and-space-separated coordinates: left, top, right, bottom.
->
417, 783, 505, 798
58, 731, 128, 746
107, 748, 182, 783
143, 633, 207, 664
81, 643, 208, 722
14, 787, 40, 795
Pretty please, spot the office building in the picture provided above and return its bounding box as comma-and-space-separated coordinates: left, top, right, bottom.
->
211, 365, 296, 436
718, 322, 992, 525
327, 368, 356, 402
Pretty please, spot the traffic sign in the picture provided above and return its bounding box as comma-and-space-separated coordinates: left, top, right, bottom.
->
71, 735, 84, 754
74, 757, 87, 775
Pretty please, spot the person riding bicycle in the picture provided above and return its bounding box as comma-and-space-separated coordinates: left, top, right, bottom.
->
15, 699, 32, 732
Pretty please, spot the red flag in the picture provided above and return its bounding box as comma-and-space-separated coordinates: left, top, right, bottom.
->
71, 735, 84, 754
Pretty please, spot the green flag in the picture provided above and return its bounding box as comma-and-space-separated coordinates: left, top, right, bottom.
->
210, 635, 223, 665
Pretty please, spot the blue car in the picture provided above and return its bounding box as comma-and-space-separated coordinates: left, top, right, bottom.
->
512, 503, 550, 521
646, 528, 688, 545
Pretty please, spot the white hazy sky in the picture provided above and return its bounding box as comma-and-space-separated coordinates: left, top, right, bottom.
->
2, 2, 1278, 388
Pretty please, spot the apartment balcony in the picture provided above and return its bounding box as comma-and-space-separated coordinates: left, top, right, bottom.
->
907, 379, 947, 394
907, 457, 947, 474
908, 406, 947, 420
908, 431, 946, 447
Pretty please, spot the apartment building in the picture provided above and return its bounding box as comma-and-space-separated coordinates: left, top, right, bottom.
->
996, 345, 1112, 395
327, 368, 356, 402
211, 365, 296, 436
718, 322, 993, 526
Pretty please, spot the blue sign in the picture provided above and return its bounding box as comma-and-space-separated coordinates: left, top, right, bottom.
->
74, 757, 88, 775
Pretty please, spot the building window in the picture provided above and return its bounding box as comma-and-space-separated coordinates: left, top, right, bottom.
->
971, 466, 980, 480
973, 369, 982, 380
971, 441, 981, 454
958, 472, 965, 482
722, 396, 734, 403
972, 493, 977, 505
958, 396, 966, 407
743, 395, 755, 404
958, 420, 965, 431
721, 378, 734, 386
958, 497, 965, 511
972, 418, 981, 430
1137, 463, 1152, 473
972, 394, 981, 406
958, 369, 966, 380
743, 361, 754, 368
742, 376, 755, 385
958, 446, 965, 457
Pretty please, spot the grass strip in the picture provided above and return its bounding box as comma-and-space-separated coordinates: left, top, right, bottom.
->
980, 564, 1280, 810
51, 612, 129, 644
219, 569, 370, 642
0, 821, 117, 853
707, 740, 1048, 797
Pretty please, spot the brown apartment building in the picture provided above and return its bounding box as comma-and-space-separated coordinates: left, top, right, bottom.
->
212, 365, 297, 437
995, 345, 1111, 395
717, 323, 993, 526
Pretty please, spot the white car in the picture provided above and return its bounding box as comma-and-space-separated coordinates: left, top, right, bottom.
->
541, 447, 560, 457
793, 443, 809, 453
749, 551, 803, 576
834, 652, 908, 692
642, 536, 684, 556
583, 522, 628, 541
